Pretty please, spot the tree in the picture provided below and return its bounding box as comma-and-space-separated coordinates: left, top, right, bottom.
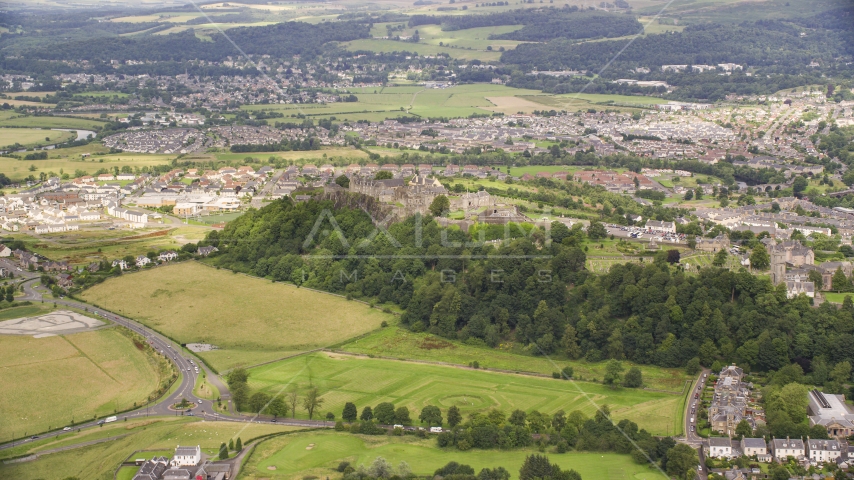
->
218, 443, 228, 460
429, 194, 450, 217
419, 405, 443, 426
832, 266, 851, 292
360, 406, 374, 421
268, 396, 288, 418
713, 249, 728, 267
236, 437, 242, 451
623, 367, 643, 388
587, 221, 607, 240
335, 174, 350, 188
395, 406, 411, 425
343, 402, 358, 422
750, 244, 770, 270
302, 387, 324, 419
793, 175, 809, 195
287, 387, 300, 418
735, 419, 753, 439
447, 405, 462, 427
374, 402, 396, 424
685, 357, 701, 375
666, 249, 681, 264
228, 439, 234, 451
519, 454, 581, 480
664, 444, 698, 479
248, 392, 272, 413
603, 359, 624, 388
683, 189, 694, 201
808, 269, 824, 290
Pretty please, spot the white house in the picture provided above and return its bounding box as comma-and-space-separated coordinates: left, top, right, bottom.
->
772, 437, 805, 460
741, 438, 770, 461
171, 445, 201, 467
645, 220, 676, 234
117, 173, 135, 181
112, 259, 129, 270
0, 244, 11, 257
158, 251, 178, 262
708, 437, 735, 459
135, 255, 151, 267
807, 438, 842, 464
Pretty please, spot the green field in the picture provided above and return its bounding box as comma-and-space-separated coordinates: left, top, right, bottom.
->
343, 39, 504, 62
341, 327, 689, 393
822, 292, 854, 304
243, 84, 544, 122
241, 430, 666, 480
0, 128, 74, 149
0, 417, 303, 480
0, 114, 107, 130
7, 225, 210, 265
248, 351, 683, 436
211, 146, 369, 163
0, 150, 174, 181
0, 327, 166, 438
80, 262, 394, 371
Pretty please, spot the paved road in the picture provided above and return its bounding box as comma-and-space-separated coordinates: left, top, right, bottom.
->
683, 369, 710, 445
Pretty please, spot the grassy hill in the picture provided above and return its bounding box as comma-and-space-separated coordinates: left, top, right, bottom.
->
80, 262, 394, 371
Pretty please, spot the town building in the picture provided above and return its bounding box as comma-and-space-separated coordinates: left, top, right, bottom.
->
807, 438, 842, 464
772, 437, 805, 461
709, 364, 753, 436
708, 437, 735, 459
808, 390, 854, 438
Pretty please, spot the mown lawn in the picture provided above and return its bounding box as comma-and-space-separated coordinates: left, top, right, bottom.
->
248, 351, 684, 436
242, 431, 667, 480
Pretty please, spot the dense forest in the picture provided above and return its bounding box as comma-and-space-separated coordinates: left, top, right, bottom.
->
203, 197, 854, 385
19, 22, 370, 63
500, 20, 852, 75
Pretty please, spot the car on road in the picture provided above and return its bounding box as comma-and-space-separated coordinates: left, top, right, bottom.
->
63, 427, 71, 431
271, 419, 277, 423
30, 435, 38, 439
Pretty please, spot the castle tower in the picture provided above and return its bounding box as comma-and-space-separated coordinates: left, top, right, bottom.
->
770, 247, 786, 285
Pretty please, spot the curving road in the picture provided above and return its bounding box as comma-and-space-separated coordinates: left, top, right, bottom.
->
0, 263, 334, 452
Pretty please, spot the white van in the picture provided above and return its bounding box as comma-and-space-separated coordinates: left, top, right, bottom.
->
105, 416, 117, 423
393, 424, 403, 429
689, 417, 694, 423
430, 427, 443, 433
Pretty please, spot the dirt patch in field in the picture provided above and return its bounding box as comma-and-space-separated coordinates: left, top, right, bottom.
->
419, 337, 456, 350
484, 96, 550, 114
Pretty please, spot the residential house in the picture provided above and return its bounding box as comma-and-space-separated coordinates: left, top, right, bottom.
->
112, 259, 129, 270
162, 468, 191, 480
710, 364, 752, 436
132, 457, 168, 480
807, 438, 842, 464
58, 274, 73, 288
171, 445, 201, 467
0, 244, 11, 257
135, 255, 151, 268
696, 235, 729, 253
708, 437, 735, 459
197, 246, 219, 257
741, 438, 770, 461
158, 251, 178, 262
772, 436, 805, 460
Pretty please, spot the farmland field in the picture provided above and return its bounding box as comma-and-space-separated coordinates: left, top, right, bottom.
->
0, 127, 74, 149
80, 262, 394, 371
247, 351, 685, 436
342, 39, 503, 62
0, 327, 165, 437
243, 84, 544, 122
0, 114, 107, 130
0, 417, 303, 480
211, 146, 369, 163
241, 431, 665, 480
0, 151, 175, 181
